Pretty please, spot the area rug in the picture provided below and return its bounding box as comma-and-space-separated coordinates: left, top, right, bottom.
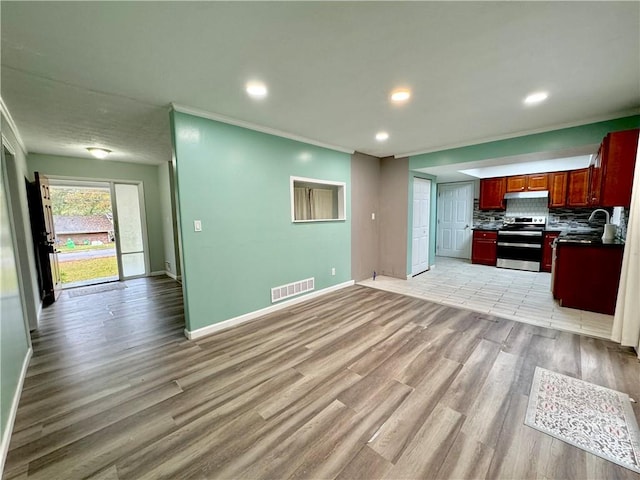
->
525, 367, 640, 473
68, 282, 126, 298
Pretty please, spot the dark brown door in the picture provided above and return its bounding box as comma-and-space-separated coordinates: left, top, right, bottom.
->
28, 172, 61, 304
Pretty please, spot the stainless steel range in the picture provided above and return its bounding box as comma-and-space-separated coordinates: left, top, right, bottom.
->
496, 216, 547, 272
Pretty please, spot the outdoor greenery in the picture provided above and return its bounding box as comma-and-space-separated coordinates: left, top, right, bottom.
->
50, 186, 112, 216
59, 257, 118, 284
57, 243, 114, 253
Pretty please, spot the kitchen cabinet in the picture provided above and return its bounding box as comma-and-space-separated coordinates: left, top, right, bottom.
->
526, 173, 549, 191
541, 232, 559, 272
505, 174, 548, 193
506, 175, 527, 192
552, 243, 624, 315
479, 177, 506, 210
472, 230, 497, 266
590, 128, 639, 207
566, 168, 590, 207
549, 172, 568, 207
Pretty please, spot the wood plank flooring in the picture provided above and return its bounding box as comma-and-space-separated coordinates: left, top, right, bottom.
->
3, 277, 640, 479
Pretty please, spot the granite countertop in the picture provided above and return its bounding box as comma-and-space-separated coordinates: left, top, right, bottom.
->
472, 224, 501, 231
556, 230, 625, 247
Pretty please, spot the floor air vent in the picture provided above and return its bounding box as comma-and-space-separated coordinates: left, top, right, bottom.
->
271, 277, 314, 303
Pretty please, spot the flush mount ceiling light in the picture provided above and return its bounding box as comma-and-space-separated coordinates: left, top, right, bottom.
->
376, 131, 389, 142
86, 147, 111, 159
524, 91, 549, 105
246, 81, 268, 99
390, 89, 411, 103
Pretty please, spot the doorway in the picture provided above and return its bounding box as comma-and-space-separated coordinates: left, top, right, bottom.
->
436, 182, 474, 259
45, 178, 149, 289
50, 180, 119, 288
411, 177, 431, 276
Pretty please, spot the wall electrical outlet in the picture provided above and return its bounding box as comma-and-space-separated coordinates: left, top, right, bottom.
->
331, 267, 336, 276
194, 220, 202, 232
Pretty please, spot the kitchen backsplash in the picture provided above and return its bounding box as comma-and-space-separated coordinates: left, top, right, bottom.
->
473, 199, 628, 240
506, 198, 549, 217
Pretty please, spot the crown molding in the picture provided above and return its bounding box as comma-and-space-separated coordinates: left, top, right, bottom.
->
395, 108, 640, 159
170, 103, 355, 155
0, 97, 28, 154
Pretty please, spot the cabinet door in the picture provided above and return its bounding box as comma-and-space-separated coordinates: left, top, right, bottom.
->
567, 168, 590, 207
541, 232, 559, 272
548, 172, 567, 207
589, 145, 603, 206
471, 231, 497, 265
506, 175, 527, 192
527, 173, 549, 191
479, 178, 506, 210
600, 129, 639, 207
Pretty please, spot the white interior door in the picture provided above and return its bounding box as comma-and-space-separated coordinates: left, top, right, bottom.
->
113, 182, 149, 278
411, 177, 431, 276
437, 182, 474, 259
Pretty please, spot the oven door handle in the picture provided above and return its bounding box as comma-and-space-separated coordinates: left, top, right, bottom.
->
497, 242, 542, 248
498, 231, 542, 236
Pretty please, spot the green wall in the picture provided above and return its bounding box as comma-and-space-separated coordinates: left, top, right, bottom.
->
1, 152, 30, 448
27, 154, 166, 273
410, 115, 640, 170
407, 115, 640, 270
172, 111, 351, 332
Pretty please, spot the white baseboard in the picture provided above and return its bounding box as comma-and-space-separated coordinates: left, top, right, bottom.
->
149, 271, 166, 277
184, 280, 355, 340
0, 347, 32, 475
164, 271, 182, 281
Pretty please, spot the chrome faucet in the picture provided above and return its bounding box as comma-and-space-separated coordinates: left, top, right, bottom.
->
588, 208, 610, 224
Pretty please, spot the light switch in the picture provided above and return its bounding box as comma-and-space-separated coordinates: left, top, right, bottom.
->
194, 220, 202, 232
371, 213, 375, 220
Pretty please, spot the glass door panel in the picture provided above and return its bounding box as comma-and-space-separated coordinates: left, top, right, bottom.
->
114, 183, 147, 278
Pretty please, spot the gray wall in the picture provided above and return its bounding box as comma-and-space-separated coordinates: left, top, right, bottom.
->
27, 154, 166, 273
379, 156, 409, 279
351, 152, 380, 281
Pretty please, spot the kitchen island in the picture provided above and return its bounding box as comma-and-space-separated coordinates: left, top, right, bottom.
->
552, 232, 625, 315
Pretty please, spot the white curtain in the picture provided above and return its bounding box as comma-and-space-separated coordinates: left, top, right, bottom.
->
310, 188, 334, 220
294, 187, 310, 220
612, 132, 640, 358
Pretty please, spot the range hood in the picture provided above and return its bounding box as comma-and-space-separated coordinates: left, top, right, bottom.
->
504, 191, 549, 200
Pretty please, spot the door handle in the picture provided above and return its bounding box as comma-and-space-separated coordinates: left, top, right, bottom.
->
465, 224, 469, 229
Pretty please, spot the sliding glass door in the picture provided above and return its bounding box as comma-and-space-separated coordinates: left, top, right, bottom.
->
113, 182, 149, 279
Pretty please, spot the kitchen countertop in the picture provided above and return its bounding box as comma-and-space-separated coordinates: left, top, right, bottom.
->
556, 230, 625, 247
472, 225, 501, 231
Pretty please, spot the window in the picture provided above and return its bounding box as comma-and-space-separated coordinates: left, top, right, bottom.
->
290, 176, 346, 222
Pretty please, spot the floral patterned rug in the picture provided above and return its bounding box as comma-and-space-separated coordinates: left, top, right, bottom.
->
525, 367, 640, 474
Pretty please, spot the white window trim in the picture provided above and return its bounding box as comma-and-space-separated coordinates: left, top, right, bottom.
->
290, 176, 346, 223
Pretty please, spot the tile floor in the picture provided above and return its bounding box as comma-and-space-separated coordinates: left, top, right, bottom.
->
358, 256, 613, 340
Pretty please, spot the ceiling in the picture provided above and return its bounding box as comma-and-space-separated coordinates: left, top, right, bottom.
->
1, 2, 639, 166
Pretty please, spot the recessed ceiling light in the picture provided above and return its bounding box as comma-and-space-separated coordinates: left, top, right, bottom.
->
390, 89, 411, 103
376, 131, 389, 142
524, 91, 549, 105
87, 147, 111, 159
246, 81, 268, 99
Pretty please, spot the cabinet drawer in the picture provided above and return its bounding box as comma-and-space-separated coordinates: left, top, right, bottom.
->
473, 230, 497, 240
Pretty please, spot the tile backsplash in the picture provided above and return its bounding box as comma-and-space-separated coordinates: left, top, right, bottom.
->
472, 199, 628, 240
505, 198, 549, 217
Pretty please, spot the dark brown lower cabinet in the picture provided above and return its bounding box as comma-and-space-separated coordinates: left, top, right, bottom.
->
552, 243, 623, 315
471, 230, 497, 266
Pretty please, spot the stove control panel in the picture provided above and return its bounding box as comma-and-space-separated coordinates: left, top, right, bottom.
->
503, 216, 547, 226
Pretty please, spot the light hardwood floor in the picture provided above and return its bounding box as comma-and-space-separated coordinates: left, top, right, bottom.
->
3, 277, 640, 479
